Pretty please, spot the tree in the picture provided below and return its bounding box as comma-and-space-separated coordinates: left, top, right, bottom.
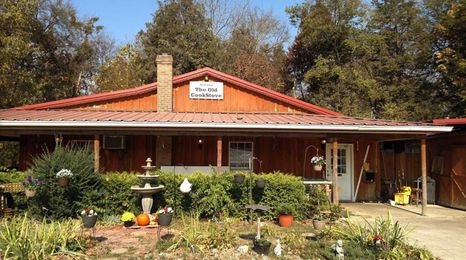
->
428, 0, 466, 116
95, 44, 145, 92
137, 0, 218, 81
0, 0, 103, 108
216, 8, 289, 91
284, 0, 451, 120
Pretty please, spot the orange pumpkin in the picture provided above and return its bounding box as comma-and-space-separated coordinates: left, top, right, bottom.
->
136, 213, 150, 226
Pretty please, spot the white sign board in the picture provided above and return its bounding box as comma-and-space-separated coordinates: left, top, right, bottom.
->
189, 81, 224, 100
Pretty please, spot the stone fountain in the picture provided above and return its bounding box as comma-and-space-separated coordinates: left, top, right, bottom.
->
131, 158, 164, 213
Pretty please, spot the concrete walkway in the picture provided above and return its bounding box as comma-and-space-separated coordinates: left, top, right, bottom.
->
342, 203, 466, 260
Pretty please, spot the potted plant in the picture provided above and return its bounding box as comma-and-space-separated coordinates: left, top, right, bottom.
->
255, 178, 265, 188
310, 155, 325, 171
234, 173, 245, 184
276, 203, 296, 227
22, 176, 41, 198
81, 207, 98, 228
157, 207, 174, 226
253, 237, 272, 255
121, 212, 136, 227
56, 169, 73, 187
312, 210, 327, 230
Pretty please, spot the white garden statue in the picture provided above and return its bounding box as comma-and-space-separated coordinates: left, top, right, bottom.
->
274, 239, 282, 257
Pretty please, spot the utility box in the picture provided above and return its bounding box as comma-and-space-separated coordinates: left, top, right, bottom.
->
416, 178, 436, 204
427, 179, 436, 204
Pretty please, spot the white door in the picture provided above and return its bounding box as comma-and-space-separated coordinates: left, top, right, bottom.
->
326, 144, 354, 201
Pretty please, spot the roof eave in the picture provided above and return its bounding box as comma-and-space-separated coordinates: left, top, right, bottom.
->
0, 120, 452, 135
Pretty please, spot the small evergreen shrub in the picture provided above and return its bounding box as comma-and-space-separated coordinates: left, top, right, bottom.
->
29, 144, 102, 219
0, 170, 29, 184
96, 172, 141, 216
154, 171, 308, 220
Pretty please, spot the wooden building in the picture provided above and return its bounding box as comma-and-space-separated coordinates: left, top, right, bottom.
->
0, 54, 451, 211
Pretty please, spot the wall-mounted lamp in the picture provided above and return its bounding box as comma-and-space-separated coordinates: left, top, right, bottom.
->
321, 139, 327, 144
198, 138, 203, 144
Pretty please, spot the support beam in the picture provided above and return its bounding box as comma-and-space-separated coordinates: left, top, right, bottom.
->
421, 138, 427, 216
94, 135, 100, 172
216, 136, 222, 174
332, 139, 339, 204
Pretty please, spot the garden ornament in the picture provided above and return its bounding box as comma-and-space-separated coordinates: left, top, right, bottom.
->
237, 245, 249, 254
180, 178, 192, 193
274, 239, 282, 257
331, 239, 344, 260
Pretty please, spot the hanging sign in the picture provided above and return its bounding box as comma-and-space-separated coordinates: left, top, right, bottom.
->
189, 81, 224, 100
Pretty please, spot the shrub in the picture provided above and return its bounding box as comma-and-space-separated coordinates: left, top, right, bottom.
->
96, 172, 141, 216
0, 170, 29, 184
0, 214, 87, 259
29, 144, 102, 219
276, 203, 296, 215
154, 171, 308, 220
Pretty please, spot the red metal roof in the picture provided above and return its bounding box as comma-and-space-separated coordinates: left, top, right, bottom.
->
432, 118, 466, 126
0, 109, 441, 128
14, 67, 341, 116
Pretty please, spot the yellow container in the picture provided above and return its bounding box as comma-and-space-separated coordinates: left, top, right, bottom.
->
400, 186, 411, 194
394, 193, 410, 205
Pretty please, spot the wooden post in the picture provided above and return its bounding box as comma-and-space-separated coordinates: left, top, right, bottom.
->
332, 139, 339, 204
216, 136, 222, 174
421, 138, 427, 216
94, 135, 100, 172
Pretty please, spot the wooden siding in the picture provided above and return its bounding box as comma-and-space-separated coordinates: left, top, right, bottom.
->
56, 76, 309, 113
19, 134, 379, 201
173, 76, 307, 113
19, 135, 157, 173
428, 133, 466, 210
65, 94, 157, 111
172, 136, 379, 201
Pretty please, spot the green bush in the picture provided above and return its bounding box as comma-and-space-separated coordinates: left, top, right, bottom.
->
0, 170, 29, 184
0, 214, 88, 259
29, 144, 102, 219
96, 172, 141, 216
154, 171, 309, 220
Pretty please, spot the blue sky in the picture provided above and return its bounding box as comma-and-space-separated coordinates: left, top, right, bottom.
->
71, 0, 301, 45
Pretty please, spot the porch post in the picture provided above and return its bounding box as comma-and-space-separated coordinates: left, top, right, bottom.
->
332, 139, 339, 204
94, 135, 100, 172
216, 136, 222, 174
421, 138, 427, 216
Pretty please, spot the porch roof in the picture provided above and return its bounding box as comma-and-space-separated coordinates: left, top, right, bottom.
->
0, 109, 452, 135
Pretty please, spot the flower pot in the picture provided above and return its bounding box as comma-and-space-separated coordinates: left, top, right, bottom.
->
158, 214, 173, 226
313, 165, 323, 171
313, 219, 326, 230
234, 174, 245, 184
278, 214, 294, 227
255, 179, 265, 188
57, 177, 69, 187
25, 189, 36, 198
253, 240, 271, 255
82, 215, 98, 228
124, 221, 135, 228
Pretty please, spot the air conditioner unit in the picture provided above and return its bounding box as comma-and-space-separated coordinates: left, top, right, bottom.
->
103, 136, 126, 149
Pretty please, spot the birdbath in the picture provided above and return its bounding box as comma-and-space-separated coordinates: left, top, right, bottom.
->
130, 158, 164, 213
245, 204, 272, 240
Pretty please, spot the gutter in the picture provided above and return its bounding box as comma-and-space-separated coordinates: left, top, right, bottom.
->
0, 120, 453, 134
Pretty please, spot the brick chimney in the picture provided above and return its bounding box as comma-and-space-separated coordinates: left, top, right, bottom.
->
156, 54, 173, 112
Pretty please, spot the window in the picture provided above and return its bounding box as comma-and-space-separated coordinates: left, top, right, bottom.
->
229, 142, 253, 171
103, 136, 126, 149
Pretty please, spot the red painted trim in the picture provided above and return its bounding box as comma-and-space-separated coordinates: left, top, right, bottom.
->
432, 118, 466, 125
14, 67, 341, 116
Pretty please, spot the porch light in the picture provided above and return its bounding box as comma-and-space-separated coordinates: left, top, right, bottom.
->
198, 138, 203, 144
